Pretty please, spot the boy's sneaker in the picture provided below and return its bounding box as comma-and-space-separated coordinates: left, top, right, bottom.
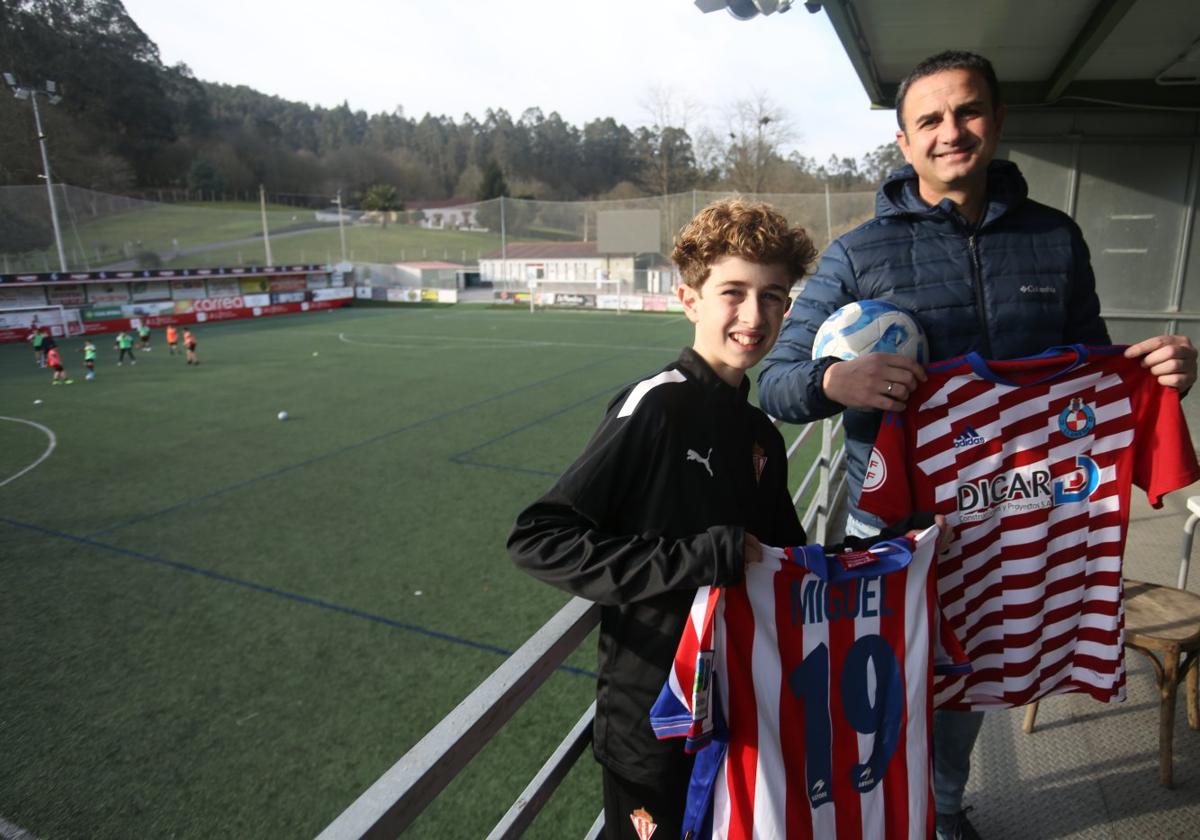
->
936, 808, 981, 840
117, 362, 122, 366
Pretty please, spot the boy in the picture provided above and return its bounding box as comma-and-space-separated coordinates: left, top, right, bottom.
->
28, 324, 44, 367
508, 199, 817, 838
184, 328, 198, 365
137, 322, 152, 351
115, 329, 136, 365
166, 324, 179, 355
46, 345, 71, 385
79, 339, 97, 380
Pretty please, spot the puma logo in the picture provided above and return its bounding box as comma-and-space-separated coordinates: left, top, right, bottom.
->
686, 447, 713, 477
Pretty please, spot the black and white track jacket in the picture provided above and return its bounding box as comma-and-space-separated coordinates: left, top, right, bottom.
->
508, 347, 806, 784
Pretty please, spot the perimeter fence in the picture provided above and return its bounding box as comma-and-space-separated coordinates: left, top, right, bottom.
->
0, 185, 875, 276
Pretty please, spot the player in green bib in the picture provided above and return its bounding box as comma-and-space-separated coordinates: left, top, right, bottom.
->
29, 327, 45, 367
80, 339, 98, 380
137, 323, 152, 352
115, 330, 136, 366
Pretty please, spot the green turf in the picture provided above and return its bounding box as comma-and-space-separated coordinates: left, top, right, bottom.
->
7, 200, 532, 272
0, 305, 828, 838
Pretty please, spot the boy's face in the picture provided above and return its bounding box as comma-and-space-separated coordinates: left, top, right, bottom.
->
677, 255, 791, 387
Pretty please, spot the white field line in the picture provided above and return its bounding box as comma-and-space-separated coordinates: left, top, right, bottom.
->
0, 814, 38, 840
335, 332, 670, 352
0, 417, 56, 490
432, 310, 679, 323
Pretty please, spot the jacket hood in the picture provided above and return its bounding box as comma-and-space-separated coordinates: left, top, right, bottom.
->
876, 159, 1029, 226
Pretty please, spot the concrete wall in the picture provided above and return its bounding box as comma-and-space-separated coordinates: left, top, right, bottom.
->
1000, 109, 1200, 432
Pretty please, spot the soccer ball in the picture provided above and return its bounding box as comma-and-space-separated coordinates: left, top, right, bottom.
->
811, 300, 928, 363
277, 411, 289, 421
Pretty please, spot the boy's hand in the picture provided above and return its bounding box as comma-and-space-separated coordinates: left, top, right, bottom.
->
744, 532, 763, 565
904, 513, 953, 555
821, 352, 926, 412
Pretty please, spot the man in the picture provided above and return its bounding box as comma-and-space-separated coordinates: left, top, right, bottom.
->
757, 50, 1197, 840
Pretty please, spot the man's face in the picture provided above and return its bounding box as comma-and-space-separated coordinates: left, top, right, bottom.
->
678, 255, 792, 387
896, 67, 1005, 199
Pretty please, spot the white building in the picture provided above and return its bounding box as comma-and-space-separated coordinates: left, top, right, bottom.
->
479, 241, 637, 288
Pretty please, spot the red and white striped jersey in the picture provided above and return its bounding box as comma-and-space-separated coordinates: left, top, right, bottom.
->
860, 346, 1200, 710
651, 527, 967, 840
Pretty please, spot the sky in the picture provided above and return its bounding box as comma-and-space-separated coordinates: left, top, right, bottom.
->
120, 0, 900, 163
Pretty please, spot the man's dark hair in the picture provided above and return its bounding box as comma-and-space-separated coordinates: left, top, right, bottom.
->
894, 50, 1002, 130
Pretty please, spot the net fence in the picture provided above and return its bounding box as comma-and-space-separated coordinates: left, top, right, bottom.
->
0, 184, 875, 276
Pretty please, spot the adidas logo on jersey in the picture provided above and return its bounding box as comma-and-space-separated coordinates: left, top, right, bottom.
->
953, 425, 985, 448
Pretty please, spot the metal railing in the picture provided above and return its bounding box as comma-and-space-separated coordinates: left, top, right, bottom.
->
319, 416, 846, 839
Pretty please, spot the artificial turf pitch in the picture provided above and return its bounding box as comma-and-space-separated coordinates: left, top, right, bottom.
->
0, 304, 814, 838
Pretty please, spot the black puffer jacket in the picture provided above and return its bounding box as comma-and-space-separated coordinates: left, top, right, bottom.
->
758, 160, 1110, 527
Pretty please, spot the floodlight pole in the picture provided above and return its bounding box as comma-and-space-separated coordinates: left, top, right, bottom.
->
335, 189, 349, 264
259, 184, 273, 266
7, 74, 68, 272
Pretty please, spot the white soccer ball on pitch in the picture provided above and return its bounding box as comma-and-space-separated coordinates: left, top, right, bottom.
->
277, 411, 289, 421
811, 300, 928, 364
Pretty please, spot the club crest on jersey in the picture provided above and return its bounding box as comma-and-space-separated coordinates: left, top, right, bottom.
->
1058, 397, 1096, 439
752, 442, 767, 484
953, 425, 985, 448
630, 808, 657, 840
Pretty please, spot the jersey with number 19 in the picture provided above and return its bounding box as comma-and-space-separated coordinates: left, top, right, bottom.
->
650, 527, 967, 839
860, 346, 1200, 710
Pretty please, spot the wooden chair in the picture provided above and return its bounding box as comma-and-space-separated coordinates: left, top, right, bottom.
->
1022, 495, 1200, 787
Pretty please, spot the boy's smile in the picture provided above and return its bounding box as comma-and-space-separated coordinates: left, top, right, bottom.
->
678, 255, 792, 387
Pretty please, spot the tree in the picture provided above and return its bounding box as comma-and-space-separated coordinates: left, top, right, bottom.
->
362, 183, 403, 228
638, 84, 703, 197
860, 141, 908, 184
722, 93, 794, 194
187, 159, 224, 197
478, 158, 509, 200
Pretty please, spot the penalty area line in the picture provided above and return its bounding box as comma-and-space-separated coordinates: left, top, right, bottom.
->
0, 515, 597, 680
0, 417, 57, 490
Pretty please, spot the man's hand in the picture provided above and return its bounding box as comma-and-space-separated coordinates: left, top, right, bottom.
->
822, 352, 927, 411
1124, 335, 1197, 392
744, 532, 763, 565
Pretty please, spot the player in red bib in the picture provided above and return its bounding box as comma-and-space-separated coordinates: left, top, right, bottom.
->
46, 346, 72, 385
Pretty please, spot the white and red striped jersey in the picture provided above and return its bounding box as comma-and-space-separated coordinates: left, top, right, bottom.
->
859, 346, 1200, 710
650, 527, 967, 840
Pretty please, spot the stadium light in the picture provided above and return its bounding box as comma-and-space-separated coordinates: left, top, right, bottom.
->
694, 0, 796, 19
6, 73, 67, 272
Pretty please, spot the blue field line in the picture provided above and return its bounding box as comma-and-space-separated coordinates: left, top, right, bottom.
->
0, 516, 597, 680
85, 356, 625, 539
449, 382, 618, 470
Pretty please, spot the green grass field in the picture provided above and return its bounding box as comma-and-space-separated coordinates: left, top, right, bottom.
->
0, 304, 824, 838
8, 200, 521, 272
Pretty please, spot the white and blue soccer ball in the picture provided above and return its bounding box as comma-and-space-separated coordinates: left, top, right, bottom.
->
811, 300, 928, 363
